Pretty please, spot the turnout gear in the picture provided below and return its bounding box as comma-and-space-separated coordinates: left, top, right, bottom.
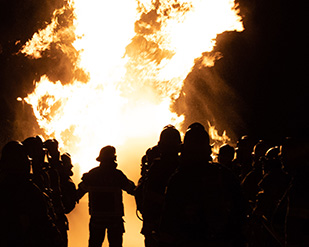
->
77, 145, 135, 247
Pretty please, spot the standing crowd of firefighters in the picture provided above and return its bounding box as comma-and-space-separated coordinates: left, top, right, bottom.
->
0, 122, 308, 247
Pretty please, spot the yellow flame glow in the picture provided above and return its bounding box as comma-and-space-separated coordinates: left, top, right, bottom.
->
22, 0, 243, 175
20, 6, 68, 59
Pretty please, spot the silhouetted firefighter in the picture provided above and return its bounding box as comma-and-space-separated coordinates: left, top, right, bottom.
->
233, 135, 256, 180
22, 136, 52, 196
248, 138, 309, 247
22, 136, 58, 226
77, 145, 135, 247
241, 139, 270, 209
280, 137, 309, 246
0, 141, 63, 247
159, 122, 248, 247
59, 152, 77, 214
44, 139, 70, 247
135, 144, 160, 214
135, 125, 182, 247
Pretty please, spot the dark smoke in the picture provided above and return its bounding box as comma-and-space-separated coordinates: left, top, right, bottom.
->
172, 0, 309, 141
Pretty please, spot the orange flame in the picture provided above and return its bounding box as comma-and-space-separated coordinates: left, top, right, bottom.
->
21, 0, 243, 175
208, 121, 231, 160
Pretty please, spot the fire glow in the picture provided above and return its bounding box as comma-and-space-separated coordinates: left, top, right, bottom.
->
21, 0, 243, 175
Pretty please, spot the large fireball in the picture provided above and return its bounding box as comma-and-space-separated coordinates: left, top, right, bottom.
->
21, 0, 243, 175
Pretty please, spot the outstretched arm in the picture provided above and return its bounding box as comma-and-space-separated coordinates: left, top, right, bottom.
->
123, 179, 136, 195
119, 171, 136, 195
76, 181, 88, 202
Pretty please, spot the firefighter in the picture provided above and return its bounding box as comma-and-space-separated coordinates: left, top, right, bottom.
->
159, 122, 247, 247
280, 137, 309, 246
44, 139, 69, 247
136, 125, 182, 247
233, 135, 256, 180
135, 145, 160, 215
250, 146, 291, 247
59, 152, 77, 214
218, 143, 237, 174
0, 141, 63, 247
22, 136, 51, 196
22, 136, 58, 235
241, 140, 270, 209
77, 145, 136, 247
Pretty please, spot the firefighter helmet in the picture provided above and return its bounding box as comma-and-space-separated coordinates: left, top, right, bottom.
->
96, 145, 116, 162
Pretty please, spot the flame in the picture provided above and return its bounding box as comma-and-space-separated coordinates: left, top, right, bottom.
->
21, 0, 243, 175
208, 121, 231, 160
20, 6, 69, 59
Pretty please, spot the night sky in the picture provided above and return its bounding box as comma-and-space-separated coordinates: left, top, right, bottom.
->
1, 0, 308, 149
